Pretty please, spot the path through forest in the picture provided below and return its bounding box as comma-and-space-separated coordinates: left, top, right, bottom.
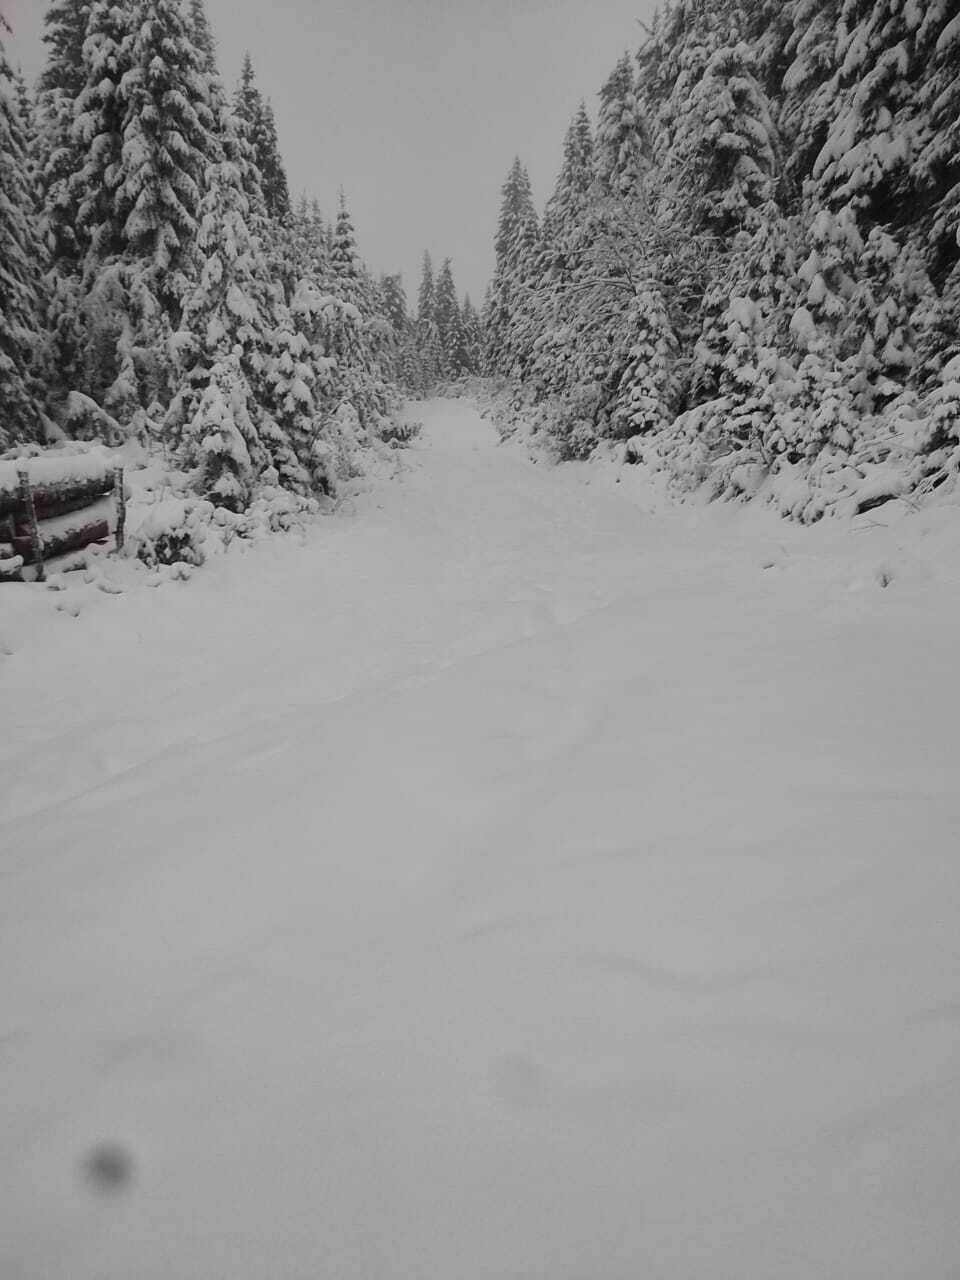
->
2, 399, 959, 1279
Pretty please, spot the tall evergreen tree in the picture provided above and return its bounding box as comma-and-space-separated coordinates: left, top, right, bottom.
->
460, 295, 482, 374
234, 56, 291, 223
258, 101, 291, 223
188, 0, 217, 75
544, 104, 594, 235
434, 257, 464, 377
380, 272, 408, 334
664, 38, 779, 236
71, 0, 134, 278
595, 53, 649, 199
487, 158, 538, 371
417, 251, 435, 326
38, 0, 91, 100
116, 0, 217, 311
330, 191, 360, 295
0, 17, 48, 446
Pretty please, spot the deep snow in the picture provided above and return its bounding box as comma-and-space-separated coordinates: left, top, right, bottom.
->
2, 399, 959, 1279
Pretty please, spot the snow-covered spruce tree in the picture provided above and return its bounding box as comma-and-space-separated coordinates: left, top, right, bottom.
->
56, 0, 141, 414
778, 0, 842, 202
330, 191, 361, 302
612, 286, 677, 442
380, 272, 408, 337
116, 0, 217, 319
595, 52, 650, 200
71, 0, 132, 280
910, 1, 960, 281
0, 17, 48, 448
667, 209, 800, 487
414, 250, 438, 388
537, 106, 594, 279
234, 55, 291, 224
417, 250, 435, 327
434, 258, 466, 379
258, 100, 291, 224
272, 195, 314, 302
36, 0, 91, 273
61, 0, 221, 429
486, 157, 538, 373
662, 37, 779, 238
188, 0, 217, 75
166, 114, 284, 508
460, 295, 482, 375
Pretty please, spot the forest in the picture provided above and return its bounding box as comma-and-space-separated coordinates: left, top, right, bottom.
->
484, 0, 960, 520
0, 0, 480, 534
2, 0, 959, 531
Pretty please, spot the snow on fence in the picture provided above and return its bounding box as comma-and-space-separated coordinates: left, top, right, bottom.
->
0, 455, 126, 583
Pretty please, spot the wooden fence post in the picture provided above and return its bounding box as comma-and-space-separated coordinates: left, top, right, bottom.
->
17, 469, 45, 583
113, 466, 126, 553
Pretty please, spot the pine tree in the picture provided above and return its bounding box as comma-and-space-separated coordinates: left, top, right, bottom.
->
188, 0, 217, 75
595, 53, 649, 200
70, 0, 131, 276
380, 272, 408, 335
417, 251, 435, 326
664, 38, 779, 236
433, 257, 463, 377
116, 0, 217, 311
779, 0, 841, 200
38, 0, 91, 100
258, 101, 291, 223
234, 56, 291, 223
460, 295, 482, 374
330, 192, 360, 297
167, 105, 279, 507
0, 17, 48, 446
910, 0, 960, 279
543, 105, 594, 237
487, 158, 538, 371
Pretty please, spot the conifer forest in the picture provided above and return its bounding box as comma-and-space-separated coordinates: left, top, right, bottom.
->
2, 1, 959, 524
3, 4, 960, 1278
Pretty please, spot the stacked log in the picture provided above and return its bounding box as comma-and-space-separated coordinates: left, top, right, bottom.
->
0, 456, 125, 582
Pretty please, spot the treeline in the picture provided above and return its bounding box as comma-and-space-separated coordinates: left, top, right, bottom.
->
484, 0, 960, 515
384, 252, 482, 395
0, 0, 410, 511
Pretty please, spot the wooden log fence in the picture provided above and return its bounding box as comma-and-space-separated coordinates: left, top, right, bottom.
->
0, 455, 126, 583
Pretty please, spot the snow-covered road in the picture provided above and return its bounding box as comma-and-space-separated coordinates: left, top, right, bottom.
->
2, 399, 959, 1279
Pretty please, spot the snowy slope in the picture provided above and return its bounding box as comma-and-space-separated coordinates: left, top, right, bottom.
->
2, 399, 959, 1280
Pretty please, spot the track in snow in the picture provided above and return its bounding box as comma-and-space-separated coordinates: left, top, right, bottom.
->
2, 399, 959, 1279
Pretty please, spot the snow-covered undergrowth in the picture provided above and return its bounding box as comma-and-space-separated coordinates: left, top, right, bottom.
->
0, 428, 413, 655
475, 375, 960, 525
2, 399, 959, 1279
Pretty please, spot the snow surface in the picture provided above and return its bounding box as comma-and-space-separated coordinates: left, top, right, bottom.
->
2, 399, 959, 1279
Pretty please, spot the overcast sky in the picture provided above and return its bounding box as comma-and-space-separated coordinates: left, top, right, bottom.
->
3, 0, 657, 303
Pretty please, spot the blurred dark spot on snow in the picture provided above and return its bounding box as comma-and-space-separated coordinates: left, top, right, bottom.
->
492, 1053, 547, 1109
83, 1143, 134, 1194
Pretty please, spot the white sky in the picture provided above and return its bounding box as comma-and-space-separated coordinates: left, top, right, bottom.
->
3, 0, 657, 303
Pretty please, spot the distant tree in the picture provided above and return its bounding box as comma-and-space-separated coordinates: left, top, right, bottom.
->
460, 294, 482, 373
330, 191, 360, 295
434, 257, 464, 376
380, 272, 408, 334
417, 251, 435, 327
